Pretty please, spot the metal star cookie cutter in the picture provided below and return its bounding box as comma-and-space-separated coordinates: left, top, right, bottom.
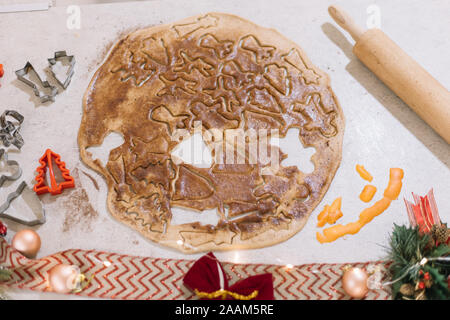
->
0, 181, 46, 226
0, 149, 22, 187
0, 110, 24, 149
48, 51, 75, 89
15, 62, 57, 103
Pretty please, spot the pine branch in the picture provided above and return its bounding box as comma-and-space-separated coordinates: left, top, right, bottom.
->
388, 225, 429, 283
388, 224, 450, 299
430, 244, 450, 257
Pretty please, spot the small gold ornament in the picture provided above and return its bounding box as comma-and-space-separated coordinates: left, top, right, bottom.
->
12, 229, 41, 259
342, 267, 369, 299
436, 225, 449, 243
430, 224, 438, 238
47, 264, 92, 294
48, 264, 80, 294
399, 283, 415, 296
342, 264, 352, 272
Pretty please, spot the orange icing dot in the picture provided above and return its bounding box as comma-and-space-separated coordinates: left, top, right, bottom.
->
356, 165, 373, 182
359, 184, 377, 202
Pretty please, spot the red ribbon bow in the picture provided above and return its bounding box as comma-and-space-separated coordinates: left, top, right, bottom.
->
183, 252, 274, 300
404, 189, 441, 233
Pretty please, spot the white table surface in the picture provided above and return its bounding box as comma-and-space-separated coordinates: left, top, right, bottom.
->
0, 0, 449, 299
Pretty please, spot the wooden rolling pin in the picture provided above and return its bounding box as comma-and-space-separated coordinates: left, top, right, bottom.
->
328, 5, 450, 144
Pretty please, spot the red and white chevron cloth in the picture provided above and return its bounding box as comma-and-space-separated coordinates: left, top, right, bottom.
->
0, 238, 392, 300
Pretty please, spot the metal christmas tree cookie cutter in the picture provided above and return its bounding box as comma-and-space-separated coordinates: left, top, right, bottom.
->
48, 51, 75, 89
15, 62, 58, 103
0, 181, 46, 226
0, 149, 45, 226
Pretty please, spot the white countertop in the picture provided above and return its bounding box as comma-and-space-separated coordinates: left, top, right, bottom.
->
0, 0, 449, 299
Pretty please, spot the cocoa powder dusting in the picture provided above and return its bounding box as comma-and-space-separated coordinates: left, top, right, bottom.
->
87, 24, 157, 73
61, 168, 99, 232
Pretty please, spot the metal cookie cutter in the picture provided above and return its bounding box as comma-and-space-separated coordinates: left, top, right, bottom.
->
0, 130, 23, 150
0, 149, 22, 187
48, 51, 75, 89
15, 62, 57, 103
0, 181, 46, 226
0, 110, 24, 149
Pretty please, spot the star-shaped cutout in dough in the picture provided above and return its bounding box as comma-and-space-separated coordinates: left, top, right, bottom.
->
157, 74, 197, 97
173, 51, 214, 77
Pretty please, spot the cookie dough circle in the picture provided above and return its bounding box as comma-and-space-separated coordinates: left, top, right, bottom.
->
78, 13, 344, 253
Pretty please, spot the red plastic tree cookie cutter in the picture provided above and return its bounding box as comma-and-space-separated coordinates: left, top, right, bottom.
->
33, 149, 75, 195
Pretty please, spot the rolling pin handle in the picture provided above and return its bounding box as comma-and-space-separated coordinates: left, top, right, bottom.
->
328, 5, 365, 42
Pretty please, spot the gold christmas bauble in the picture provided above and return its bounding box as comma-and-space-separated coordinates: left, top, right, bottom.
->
11, 229, 41, 258
342, 267, 369, 299
48, 264, 80, 294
